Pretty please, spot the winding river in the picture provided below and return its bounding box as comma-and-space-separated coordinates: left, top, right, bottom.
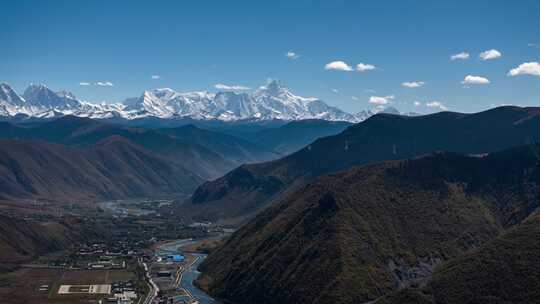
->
180, 253, 218, 304
156, 239, 219, 304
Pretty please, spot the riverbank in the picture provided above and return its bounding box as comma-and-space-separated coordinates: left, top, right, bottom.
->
148, 238, 222, 304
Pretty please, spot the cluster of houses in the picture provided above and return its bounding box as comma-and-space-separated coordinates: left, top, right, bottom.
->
46, 252, 128, 270
50, 242, 142, 270
101, 281, 138, 304
78, 242, 140, 257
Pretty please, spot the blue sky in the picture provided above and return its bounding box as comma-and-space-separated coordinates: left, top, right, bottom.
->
1, 0, 539, 114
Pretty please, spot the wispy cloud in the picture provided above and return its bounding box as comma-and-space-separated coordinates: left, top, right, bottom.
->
426, 101, 447, 110
79, 82, 91, 86
462, 75, 490, 85
528, 43, 540, 48
402, 81, 425, 88
451, 52, 470, 60
331, 88, 339, 93
214, 83, 251, 90
96, 81, 114, 87
369, 95, 394, 105
151, 75, 160, 79
479, 49, 502, 60
508, 62, 540, 76
351, 96, 359, 101
414, 101, 421, 106
286, 51, 300, 60
356, 63, 376, 72
324, 60, 353, 71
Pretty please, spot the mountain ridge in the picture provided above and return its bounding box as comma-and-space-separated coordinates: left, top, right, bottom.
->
1, 81, 391, 122
0, 137, 202, 202
186, 106, 540, 224
0, 115, 280, 181
197, 144, 540, 304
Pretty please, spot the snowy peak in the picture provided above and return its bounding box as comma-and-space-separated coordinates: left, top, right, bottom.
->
0, 83, 25, 106
56, 90, 77, 100
151, 88, 177, 100
137, 90, 174, 117
0, 83, 121, 119
255, 80, 314, 103
213, 91, 257, 119
0, 81, 400, 122
23, 84, 81, 109
0, 83, 27, 116
22, 84, 51, 100
258, 80, 289, 97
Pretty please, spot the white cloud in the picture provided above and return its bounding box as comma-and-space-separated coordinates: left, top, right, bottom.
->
462, 75, 490, 85
426, 101, 447, 110
286, 51, 300, 60
528, 43, 539, 48
151, 75, 160, 79
356, 63, 376, 72
214, 83, 251, 90
96, 81, 114, 87
351, 96, 359, 101
413, 101, 421, 106
364, 89, 376, 94
324, 60, 353, 71
507, 62, 540, 76
79, 82, 91, 86
402, 81, 425, 88
369, 95, 394, 105
451, 52, 470, 60
479, 49, 502, 60
331, 88, 339, 93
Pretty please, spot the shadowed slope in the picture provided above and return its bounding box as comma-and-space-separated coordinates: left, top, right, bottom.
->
198, 144, 540, 304
378, 213, 540, 304
0, 138, 202, 202
188, 106, 540, 223
0, 116, 278, 180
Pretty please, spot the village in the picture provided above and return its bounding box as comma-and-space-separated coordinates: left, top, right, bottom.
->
0, 198, 228, 304
10, 232, 222, 304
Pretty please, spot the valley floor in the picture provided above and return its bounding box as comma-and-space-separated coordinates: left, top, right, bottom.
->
0, 267, 136, 304
0, 197, 229, 304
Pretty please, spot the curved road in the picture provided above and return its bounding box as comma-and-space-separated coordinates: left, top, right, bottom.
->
140, 260, 159, 304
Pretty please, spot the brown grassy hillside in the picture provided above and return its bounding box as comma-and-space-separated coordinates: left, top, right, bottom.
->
0, 138, 201, 202
0, 215, 98, 271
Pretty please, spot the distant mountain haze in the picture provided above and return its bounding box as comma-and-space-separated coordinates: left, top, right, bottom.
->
241, 119, 352, 155
0, 115, 286, 204
0, 138, 202, 202
157, 125, 278, 165
187, 106, 540, 224
0, 116, 278, 181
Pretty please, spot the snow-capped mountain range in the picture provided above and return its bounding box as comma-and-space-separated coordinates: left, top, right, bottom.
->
1, 80, 391, 122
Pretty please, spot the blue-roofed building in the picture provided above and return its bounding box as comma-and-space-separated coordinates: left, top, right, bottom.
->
169, 254, 185, 262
